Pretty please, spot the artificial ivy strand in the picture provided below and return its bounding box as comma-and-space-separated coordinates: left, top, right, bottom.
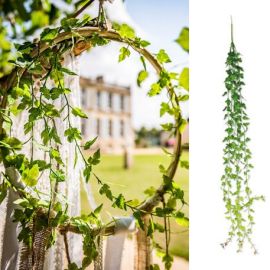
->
221, 21, 263, 253
0, 2, 189, 269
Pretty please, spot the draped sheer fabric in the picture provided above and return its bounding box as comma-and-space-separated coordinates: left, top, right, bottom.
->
0, 53, 86, 270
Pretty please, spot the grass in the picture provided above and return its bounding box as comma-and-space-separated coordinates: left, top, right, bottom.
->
81, 150, 189, 260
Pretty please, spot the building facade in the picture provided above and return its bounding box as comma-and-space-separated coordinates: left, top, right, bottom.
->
80, 76, 134, 153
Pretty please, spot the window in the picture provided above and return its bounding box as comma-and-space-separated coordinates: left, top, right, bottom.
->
108, 92, 113, 109
97, 91, 101, 108
81, 118, 86, 136
120, 95, 124, 111
81, 88, 86, 107
120, 120, 125, 137
109, 119, 113, 137
96, 118, 101, 136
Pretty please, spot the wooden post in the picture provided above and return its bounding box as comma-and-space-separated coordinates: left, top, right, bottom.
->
134, 216, 152, 270
123, 146, 133, 169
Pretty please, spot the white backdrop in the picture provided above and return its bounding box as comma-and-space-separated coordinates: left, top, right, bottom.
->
190, 0, 270, 269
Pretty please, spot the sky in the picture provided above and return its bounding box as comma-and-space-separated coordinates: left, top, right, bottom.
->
126, 0, 188, 65
79, 0, 189, 129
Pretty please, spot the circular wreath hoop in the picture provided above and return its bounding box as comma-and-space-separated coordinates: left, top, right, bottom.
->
0, 23, 186, 270
1, 26, 183, 213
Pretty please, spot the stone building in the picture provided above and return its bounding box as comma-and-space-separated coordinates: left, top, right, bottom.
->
80, 76, 134, 153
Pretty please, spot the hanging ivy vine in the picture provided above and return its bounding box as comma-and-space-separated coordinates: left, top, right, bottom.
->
0, 1, 189, 269
221, 22, 263, 253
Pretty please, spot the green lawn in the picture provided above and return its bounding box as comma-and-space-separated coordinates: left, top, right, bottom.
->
81, 150, 189, 260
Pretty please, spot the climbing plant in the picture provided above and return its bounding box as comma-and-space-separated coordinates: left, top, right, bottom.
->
221, 22, 263, 253
0, 1, 189, 269
0, 0, 77, 78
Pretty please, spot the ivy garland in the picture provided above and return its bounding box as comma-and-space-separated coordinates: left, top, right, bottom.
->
0, 3, 189, 270
221, 23, 264, 253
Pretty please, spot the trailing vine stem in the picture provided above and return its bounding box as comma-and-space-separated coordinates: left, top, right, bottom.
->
0, 15, 188, 270
70, 0, 96, 19
221, 25, 264, 253
63, 232, 72, 265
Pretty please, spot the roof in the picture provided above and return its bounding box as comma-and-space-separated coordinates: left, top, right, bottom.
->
80, 76, 131, 95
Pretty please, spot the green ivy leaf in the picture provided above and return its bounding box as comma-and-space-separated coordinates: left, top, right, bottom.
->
22, 164, 40, 187
72, 107, 88, 118
161, 123, 174, 131
179, 95, 189, 101
64, 127, 82, 142
154, 222, 165, 233
0, 182, 8, 204
50, 149, 63, 165
88, 149, 100, 165
119, 24, 135, 39
159, 70, 170, 88
40, 28, 58, 41
137, 70, 148, 87
175, 215, 189, 227
91, 33, 109, 46
94, 204, 103, 216
148, 83, 161, 96
140, 56, 147, 70
147, 218, 155, 236
179, 67, 189, 91
84, 137, 98, 150
162, 254, 174, 269
82, 256, 92, 268
31, 11, 49, 27
43, 104, 60, 118
50, 169, 65, 182
150, 264, 161, 270
167, 197, 176, 209
112, 194, 126, 210
118, 47, 131, 62
13, 198, 30, 208
156, 49, 171, 64
99, 184, 113, 200
159, 164, 167, 174
2, 137, 22, 150
83, 165, 92, 183
133, 37, 151, 48
173, 186, 185, 204
60, 67, 77, 76
13, 209, 25, 222
12, 84, 31, 99
133, 210, 144, 230
68, 263, 80, 270
175, 27, 189, 53
179, 118, 188, 134
61, 17, 79, 30
160, 102, 172, 117
180, 160, 189, 169
144, 186, 156, 197
140, 40, 151, 47
41, 127, 61, 145
163, 175, 173, 190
